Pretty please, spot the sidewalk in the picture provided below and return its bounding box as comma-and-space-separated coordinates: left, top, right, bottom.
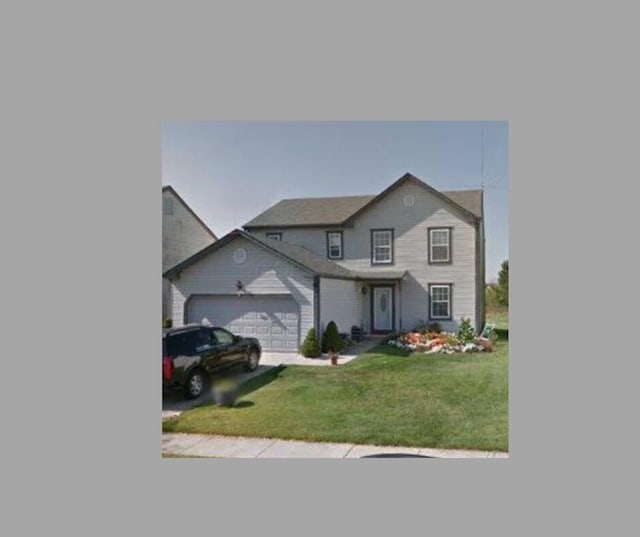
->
162, 433, 509, 459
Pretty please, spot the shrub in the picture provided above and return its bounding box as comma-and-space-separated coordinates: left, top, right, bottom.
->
163, 318, 173, 329
413, 320, 429, 332
444, 333, 461, 346
339, 334, 353, 350
300, 328, 322, 358
381, 332, 405, 345
322, 321, 344, 353
413, 320, 443, 333
457, 317, 475, 344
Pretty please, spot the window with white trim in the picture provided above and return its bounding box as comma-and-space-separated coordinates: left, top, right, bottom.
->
429, 284, 452, 319
371, 229, 393, 264
327, 231, 343, 259
429, 228, 451, 263
265, 232, 282, 241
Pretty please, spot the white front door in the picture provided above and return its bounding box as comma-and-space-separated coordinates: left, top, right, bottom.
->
372, 287, 393, 332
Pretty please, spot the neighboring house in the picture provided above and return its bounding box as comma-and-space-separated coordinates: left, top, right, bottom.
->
163, 173, 485, 352
162, 186, 217, 321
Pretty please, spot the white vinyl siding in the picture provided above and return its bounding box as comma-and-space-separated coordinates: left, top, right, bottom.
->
250, 228, 326, 254
319, 278, 361, 335
248, 180, 479, 332
429, 228, 451, 263
162, 188, 216, 320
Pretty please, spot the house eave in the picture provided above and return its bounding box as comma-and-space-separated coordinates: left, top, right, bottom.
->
244, 223, 355, 230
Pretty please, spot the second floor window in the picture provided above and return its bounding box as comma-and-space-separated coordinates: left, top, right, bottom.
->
429, 227, 451, 263
265, 232, 282, 241
371, 229, 394, 264
326, 231, 343, 259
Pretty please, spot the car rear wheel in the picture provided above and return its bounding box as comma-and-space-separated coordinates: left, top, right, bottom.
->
245, 349, 260, 372
184, 370, 206, 399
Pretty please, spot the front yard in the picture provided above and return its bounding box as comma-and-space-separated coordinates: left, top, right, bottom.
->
163, 336, 509, 452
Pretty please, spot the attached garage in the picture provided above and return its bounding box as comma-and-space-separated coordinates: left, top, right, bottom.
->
165, 230, 357, 354
186, 294, 300, 352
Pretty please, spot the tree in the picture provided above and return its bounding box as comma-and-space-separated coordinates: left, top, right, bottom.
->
495, 259, 509, 306
321, 321, 344, 353
300, 328, 322, 358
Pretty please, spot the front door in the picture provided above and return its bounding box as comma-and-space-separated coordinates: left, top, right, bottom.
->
372, 286, 393, 333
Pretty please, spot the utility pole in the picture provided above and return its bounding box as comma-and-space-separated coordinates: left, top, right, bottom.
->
481, 124, 485, 191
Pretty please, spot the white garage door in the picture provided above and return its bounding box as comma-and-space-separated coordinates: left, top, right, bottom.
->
186, 295, 300, 352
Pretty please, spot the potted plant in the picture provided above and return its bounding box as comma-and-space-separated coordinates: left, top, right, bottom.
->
211, 377, 239, 407
328, 350, 338, 365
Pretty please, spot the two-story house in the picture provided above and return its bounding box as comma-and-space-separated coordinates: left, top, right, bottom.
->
163, 173, 485, 352
162, 185, 217, 321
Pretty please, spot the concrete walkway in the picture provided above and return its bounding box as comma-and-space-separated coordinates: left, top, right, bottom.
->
162, 433, 509, 459
259, 337, 381, 367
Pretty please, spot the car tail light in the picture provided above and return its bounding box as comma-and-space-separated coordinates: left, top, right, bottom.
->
163, 356, 173, 381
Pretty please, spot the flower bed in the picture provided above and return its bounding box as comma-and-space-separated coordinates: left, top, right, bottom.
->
386, 330, 493, 354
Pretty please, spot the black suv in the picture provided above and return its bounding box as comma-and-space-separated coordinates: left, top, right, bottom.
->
162, 324, 262, 399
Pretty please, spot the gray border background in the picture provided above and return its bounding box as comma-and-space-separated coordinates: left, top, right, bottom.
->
3, 1, 637, 534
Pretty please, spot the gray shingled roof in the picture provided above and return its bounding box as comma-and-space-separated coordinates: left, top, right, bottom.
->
354, 270, 408, 280
255, 236, 408, 280
441, 190, 483, 219
163, 229, 408, 281
253, 233, 356, 279
244, 195, 375, 228
243, 175, 483, 229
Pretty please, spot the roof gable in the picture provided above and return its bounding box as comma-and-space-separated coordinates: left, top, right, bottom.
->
163, 185, 218, 240
342, 173, 480, 225
243, 173, 481, 230
163, 229, 355, 280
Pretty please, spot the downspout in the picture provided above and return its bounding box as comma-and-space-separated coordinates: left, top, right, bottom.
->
398, 279, 402, 332
313, 276, 320, 336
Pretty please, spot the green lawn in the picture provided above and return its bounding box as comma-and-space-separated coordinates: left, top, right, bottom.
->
163, 338, 509, 452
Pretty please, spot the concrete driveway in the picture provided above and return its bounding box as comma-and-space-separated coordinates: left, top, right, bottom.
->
162, 364, 276, 417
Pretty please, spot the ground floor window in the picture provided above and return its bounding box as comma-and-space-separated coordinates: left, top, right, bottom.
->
429, 284, 452, 320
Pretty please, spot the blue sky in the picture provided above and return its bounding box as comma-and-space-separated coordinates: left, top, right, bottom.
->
162, 121, 508, 281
